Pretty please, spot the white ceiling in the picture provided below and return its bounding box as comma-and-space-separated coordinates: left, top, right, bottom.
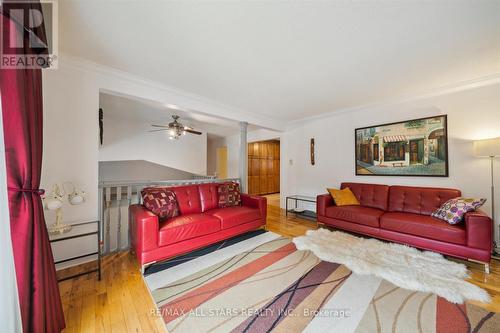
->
61, 1, 500, 122
99, 93, 255, 137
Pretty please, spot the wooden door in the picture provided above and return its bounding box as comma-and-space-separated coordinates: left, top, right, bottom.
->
410, 139, 424, 164
247, 140, 280, 195
373, 143, 379, 162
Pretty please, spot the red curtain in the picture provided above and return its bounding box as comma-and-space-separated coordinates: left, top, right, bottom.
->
1, 9, 65, 333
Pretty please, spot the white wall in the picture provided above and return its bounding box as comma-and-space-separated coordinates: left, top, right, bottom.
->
98, 107, 207, 175
99, 160, 194, 182
207, 136, 226, 176
282, 82, 500, 243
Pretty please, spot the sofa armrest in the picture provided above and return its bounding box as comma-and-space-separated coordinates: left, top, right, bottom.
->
129, 204, 159, 256
241, 194, 267, 218
317, 194, 334, 217
465, 210, 492, 251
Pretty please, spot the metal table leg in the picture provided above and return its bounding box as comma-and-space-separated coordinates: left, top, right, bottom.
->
285, 197, 288, 217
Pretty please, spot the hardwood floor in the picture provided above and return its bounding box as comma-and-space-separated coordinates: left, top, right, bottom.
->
264, 193, 280, 208
60, 203, 500, 332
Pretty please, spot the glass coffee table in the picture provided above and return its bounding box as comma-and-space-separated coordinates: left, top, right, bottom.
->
285, 195, 317, 220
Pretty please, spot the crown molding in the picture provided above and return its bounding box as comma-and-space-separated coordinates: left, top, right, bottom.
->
56, 53, 286, 131
287, 72, 500, 129
56, 53, 499, 132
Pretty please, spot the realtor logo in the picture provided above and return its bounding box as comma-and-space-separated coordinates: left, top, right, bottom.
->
1, 0, 58, 69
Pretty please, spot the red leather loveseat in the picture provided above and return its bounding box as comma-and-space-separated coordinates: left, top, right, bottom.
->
129, 182, 267, 269
317, 183, 492, 271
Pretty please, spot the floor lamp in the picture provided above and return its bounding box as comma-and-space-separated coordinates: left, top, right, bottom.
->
474, 137, 500, 259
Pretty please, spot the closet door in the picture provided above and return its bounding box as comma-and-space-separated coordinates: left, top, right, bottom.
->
247, 140, 280, 195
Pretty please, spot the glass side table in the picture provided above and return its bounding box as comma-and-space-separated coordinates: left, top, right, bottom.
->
285, 195, 317, 220
49, 220, 101, 282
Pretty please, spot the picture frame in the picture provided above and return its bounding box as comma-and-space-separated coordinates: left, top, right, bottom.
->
355, 115, 449, 177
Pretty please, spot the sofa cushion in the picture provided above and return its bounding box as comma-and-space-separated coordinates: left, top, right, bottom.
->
172, 185, 202, 215
218, 182, 242, 208
327, 187, 360, 206
141, 188, 179, 221
380, 212, 466, 245
340, 182, 390, 211
158, 213, 220, 246
388, 186, 461, 216
208, 206, 262, 229
325, 205, 384, 228
198, 183, 219, 212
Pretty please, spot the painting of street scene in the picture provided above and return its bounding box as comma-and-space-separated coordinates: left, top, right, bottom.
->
355, 115, 448, 176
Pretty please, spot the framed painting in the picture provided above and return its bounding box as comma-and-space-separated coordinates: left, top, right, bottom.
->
355, 115, 449, 177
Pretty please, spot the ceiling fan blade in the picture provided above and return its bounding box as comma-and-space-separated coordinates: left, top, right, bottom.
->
148, 129, 169, 132
151, 124, 170, 128
185, 129, 202, 135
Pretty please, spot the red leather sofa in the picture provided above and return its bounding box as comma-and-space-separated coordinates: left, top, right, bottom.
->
317, 183, 492, 271
129, 182, 267, 269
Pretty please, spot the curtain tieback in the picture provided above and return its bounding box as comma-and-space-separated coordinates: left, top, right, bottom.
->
8, 187, 45, 195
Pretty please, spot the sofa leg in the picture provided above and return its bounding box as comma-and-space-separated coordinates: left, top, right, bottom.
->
140, 261, 156, 275
468, 259, 490, 274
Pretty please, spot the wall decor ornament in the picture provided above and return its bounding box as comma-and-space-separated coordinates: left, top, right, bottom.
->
355, 115, 448, 176
310, 138, 315, 165
99, 108, 104, 146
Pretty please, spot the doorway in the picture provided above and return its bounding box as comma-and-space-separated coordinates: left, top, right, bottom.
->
373, 143, 379, 162
247, 140, 280, 196
216, 147, 228, 178
410, 139, 424, 164
360, 143, 373, 164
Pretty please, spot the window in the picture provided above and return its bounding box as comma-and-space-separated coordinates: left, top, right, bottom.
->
384, 142, 406, 161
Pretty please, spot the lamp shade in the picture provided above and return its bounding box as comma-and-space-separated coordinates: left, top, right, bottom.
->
474, 137, 500, 157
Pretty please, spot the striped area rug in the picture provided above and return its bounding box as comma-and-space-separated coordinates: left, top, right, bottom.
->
143, 231, 499, 333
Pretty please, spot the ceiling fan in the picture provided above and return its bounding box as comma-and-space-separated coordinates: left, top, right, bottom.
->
150, 115, 202, 140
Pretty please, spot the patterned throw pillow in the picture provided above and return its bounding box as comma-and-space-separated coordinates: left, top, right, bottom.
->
141, 188, 179, 220
218, 182, 242, 208
431, 197, 486, 225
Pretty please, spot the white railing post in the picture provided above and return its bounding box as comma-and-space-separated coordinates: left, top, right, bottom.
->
126, 185, 132, 249
116, 186, 122, 251
98, 186, 104, 253
104, 187, 111, 254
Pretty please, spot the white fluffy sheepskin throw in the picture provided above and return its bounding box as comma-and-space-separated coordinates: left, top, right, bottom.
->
293, 229, 490, 304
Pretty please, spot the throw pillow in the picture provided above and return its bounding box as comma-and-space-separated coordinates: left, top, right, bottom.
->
141, 187, 179, 221
218, 182, 242, 208
327, 187, 360, 206
431, 197, 486, 225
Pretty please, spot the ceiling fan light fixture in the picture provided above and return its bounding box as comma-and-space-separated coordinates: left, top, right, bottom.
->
151, 115, 202, 140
